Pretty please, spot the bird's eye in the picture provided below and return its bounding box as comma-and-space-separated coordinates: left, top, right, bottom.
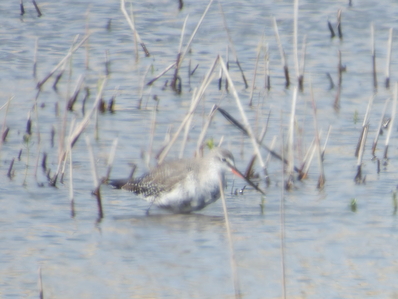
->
221, 158, 227, 162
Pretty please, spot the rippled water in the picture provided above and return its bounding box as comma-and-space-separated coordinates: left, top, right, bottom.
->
1, 0, 398, 298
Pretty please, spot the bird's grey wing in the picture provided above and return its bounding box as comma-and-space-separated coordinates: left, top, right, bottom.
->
122, 159, 198, 197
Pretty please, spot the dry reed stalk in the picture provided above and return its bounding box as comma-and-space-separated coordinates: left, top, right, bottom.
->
37, 34, 89, 89
218, 174, 241, 299
67, 75, 84, 111
196, 104, 218, 156
0, 96, 13, 163
85, 7, 90, 69
171, 15, 189, 93
337, 9, 343, 39
334, 50, 342, 110
157, 56, 219, 164
105, 138, 119, 181
20, 0, 24, 15
38, 267, 43, 299
372, 98, 390, 156
248, 36, 263, 106
286, 87, 298, 189
33, 37, 38, 78
321, 125, 331, 159
371, 23, 377, 89
326, 72, 335, 89
310, 81, 325, 188
180, 90, 197, 158
7, 158, 15, 178
299, 136, 316, 180
105, 50, 110, 77
147, 63, 176, 86
355, 124, 368, 183
384, 83, 397, 159
85, 135, 103, 219
385, 28, 393, 88
298, 35, 307, 91
32, 0, 42, 17
69, 78, 107, 147
146, 105, 157, 167
264, 45, 270, 90
219, 2, 248, 88
328, 20, 335, 38
355, 95, 374, 157
53, 36, 79, 90
293, 0, 299, 83
273, 17, 290, 88
219, 57, 266, 172
279, 114, 286, 299
69, 146, 75, 217
120, 0, 150, 57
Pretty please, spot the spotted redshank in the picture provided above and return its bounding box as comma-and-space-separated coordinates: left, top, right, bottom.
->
108, 147, 264, 213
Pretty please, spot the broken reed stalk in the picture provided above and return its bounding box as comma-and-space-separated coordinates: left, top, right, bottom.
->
38, 267, 43, 299
355, 95, 374, 157
337, 9, 343, 39
33, 90, 43, 179
273, 17, 290, 88
85, 135, 103, 219
180, 90, 197, 158
334, 50, 342, 109
218, 175, 241, 299
264, 45, 270, 90
327, 20, 335, 38
371, 23, 377, 90
385, 28, 393, 88
196, 104, 218, 156
147, 63, 176, 86
105, 50, 110, 77
85, 7, 90, 69
279, 116, 287, 299
298, 35, 307, 91
321, 125, 332, 159
219, 56, 266, 171
299, 136, 316, 180
53, 35, 79, 91
293, 0, 299, 84
7, 158, 15, 178
67, 75, 84, 110
372, 98, 390, 156
217, 106, 299, 172
69, 145, 75, 217
355, 124, 369, 183
137, 64, 151, 109
105, 138, 119, 180
248, 36, 263, 106
171, 15, 189, 93
158, 56, 219, 164
244, 118, 269, 178
120, 0, 150, 57
69, 78, 107, 148
147, 105, 157, 167
384, 83, 397, 159
286, 87, 298, 189
0, 96, 13, 163
310, 81, 325, 188
37, 34, 89, 89
32, 0, 42, 17
219, 2, 248, 88
33, 37, 38, 78
20, 0, 24, 15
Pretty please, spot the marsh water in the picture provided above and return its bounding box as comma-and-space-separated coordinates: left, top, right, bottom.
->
1, 0, 398, 298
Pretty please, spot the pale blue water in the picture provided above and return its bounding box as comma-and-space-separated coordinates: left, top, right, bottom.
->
1, 0, 398, 298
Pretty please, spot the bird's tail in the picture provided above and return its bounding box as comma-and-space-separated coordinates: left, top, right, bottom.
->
103, 178, 130, 189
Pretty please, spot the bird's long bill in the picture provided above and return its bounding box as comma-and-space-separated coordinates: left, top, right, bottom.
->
229, 164, 265, 195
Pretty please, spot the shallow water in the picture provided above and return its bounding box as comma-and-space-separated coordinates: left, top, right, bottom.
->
1, 0, 398, 298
